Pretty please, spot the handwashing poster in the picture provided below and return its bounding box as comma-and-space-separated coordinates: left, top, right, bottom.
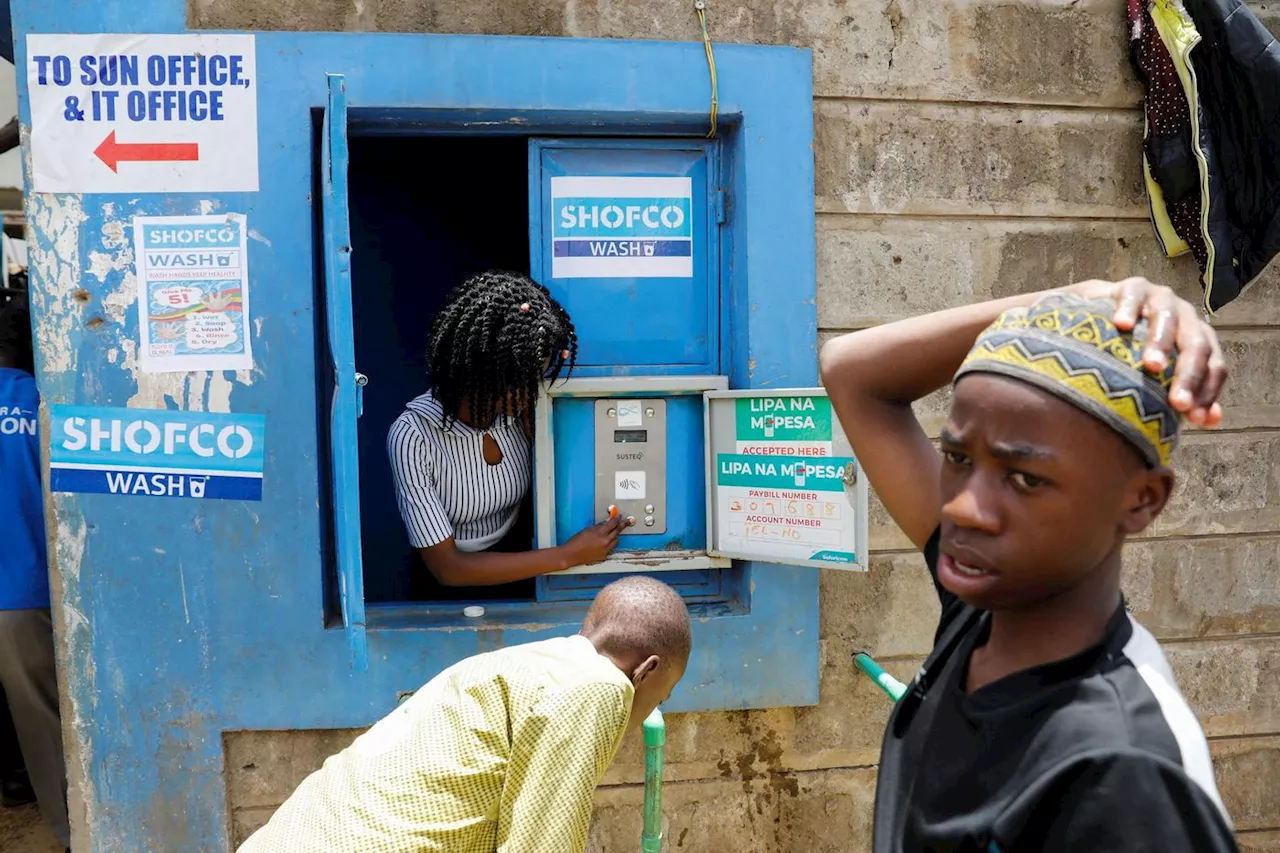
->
134, 213, 253, 373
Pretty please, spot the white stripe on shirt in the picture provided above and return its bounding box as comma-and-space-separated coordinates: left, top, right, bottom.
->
1122, 615, 1232, 827
387, 392, 531, 552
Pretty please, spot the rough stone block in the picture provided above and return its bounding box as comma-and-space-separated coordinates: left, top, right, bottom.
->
188, 0, 1141, 107
1166, 638, 1280, 739
1154, 433, 1280, 539
1250, 2, 1280, 41
814, 101, 1145, 218
602, 707, 799, 786
224, 728, 362, 810
819, 551, 940, 661
1240, 831, 1280, 853
951, 0, 1138, 107
589, 769, 877, 853
790, 629, 917, 766
1123, 536, 1280, 639
776, 768, 878, 852
816, 217, 1280, 330
1213, 736, 1280, 832
229, 807, 273, 849
1217, 332, 1280, 430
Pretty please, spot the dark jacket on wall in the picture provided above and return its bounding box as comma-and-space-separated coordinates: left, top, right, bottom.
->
1129, 0, 1280, 314
1183, 0, 1280, 311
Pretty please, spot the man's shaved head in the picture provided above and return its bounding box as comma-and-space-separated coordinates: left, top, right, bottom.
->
581, 575, 692, 665
582, 576, 692, 731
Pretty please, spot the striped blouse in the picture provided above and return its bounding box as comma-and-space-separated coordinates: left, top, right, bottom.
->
386, 392, 532, 553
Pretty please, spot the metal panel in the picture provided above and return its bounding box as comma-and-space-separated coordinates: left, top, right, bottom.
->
593, 398, 668, 535
534, 376, 729, 595
529, 139, 720, 375
322, 73, 368, 671
705, 389, 870, 571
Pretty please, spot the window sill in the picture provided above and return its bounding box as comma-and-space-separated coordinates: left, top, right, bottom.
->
350, 596, 748, 633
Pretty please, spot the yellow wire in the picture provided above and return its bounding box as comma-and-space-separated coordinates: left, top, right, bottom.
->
696, 4, 718, 138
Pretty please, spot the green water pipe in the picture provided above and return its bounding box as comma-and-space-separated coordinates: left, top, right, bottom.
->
854, 652, 908, 702
641, 707, 666, 852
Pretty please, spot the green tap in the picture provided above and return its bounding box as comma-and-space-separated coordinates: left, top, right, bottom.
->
641, 707, 665, 852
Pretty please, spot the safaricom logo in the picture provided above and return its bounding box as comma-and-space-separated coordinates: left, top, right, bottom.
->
60, 416, 253, 459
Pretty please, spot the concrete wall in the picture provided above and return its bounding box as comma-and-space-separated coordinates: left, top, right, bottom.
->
199, 2, 1280, 850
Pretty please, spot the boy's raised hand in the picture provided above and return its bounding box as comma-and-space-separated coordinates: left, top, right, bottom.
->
1071, 277, 1228, 428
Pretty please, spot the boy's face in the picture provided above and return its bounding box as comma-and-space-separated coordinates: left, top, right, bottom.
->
627, 655, 687, 734
937, 373, 1173, 611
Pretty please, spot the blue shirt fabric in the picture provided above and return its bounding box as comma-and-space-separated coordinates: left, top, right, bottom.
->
0, 367, 49, 610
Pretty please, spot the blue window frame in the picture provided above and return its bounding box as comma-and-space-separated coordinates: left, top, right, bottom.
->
315, 35, 820, 712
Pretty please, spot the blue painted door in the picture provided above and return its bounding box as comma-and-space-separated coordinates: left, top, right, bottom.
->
528, 139, 725, 601
322, 73, 368, 671
529, 139, 721, 376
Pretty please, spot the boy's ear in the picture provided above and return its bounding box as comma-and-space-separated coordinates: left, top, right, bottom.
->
1120, 468, 1175, 535
631, 654, 660, 687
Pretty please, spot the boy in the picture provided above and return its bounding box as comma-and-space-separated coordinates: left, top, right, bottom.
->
238, 574, 692, 853
820, 278, 1237, 851
0, 293, 70, 852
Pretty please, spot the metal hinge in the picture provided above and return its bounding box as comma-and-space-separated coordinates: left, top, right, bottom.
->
355, 371, 368, 418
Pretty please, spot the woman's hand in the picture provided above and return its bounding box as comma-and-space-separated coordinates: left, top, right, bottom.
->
1070, 277, 1228, 428
562, 512, 627, 567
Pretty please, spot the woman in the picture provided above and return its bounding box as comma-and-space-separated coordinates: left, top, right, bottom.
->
387, 271, 624, 592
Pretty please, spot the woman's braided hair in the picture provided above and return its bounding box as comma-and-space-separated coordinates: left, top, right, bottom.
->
428, 271, 577, 427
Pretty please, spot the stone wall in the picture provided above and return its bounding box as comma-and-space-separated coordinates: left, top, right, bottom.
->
205, 2, 1280, 850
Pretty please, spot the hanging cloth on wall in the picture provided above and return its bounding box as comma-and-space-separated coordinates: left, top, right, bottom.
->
1181, 0, 1280, 311
1128, 0, 1280, 314
1128, 0, 1202, 261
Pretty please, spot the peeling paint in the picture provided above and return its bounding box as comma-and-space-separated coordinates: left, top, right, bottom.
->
248, 228, 272, 247
178, 563, 191, 624
85, 250, 121, 283
53, 500, 88, 589
100, 218, 128, 250
28, 194, 88, 376
88, 206, 257, 412
209, 372, 234, 412
118, 336, 253, 413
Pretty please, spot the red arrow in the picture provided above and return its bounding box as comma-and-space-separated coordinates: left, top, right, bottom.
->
93, 131, 200, 173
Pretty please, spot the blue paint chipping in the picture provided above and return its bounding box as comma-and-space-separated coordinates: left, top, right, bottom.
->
12, 5, 818, 848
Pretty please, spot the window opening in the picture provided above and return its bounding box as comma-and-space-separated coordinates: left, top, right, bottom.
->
347, 135, 534, 605
318, 126, 743, 623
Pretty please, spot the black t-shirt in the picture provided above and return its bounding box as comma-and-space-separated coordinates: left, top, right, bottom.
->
872, 529, 1239, 853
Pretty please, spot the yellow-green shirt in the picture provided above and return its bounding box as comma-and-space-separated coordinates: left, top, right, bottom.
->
238, 635, 634, 853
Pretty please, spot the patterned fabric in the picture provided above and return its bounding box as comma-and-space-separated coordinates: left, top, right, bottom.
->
1128, 0, 1207, 267
955, 293, 1181, 468
237, 636, 633, 853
